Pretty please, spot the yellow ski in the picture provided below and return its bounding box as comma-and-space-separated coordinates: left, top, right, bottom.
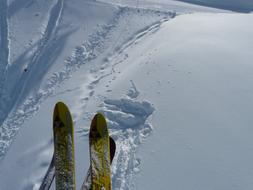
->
53, 102, 76, 190
89, 113, 112, 190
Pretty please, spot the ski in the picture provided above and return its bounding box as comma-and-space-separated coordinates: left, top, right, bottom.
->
39, 109, 114, 190
39, 137, 115, 190
109, 137, 116, 165
81, 136, 116, 190
53, 102, 76, 190
39, 153, 55, 190
89, 113, 112, 190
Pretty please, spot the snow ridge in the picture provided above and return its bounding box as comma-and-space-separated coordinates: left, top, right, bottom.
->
106, 16, 174, 67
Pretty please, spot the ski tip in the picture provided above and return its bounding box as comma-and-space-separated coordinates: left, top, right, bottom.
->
89, 112, 108, 139
53, 101, 73, 130
54, 102, 70, 114
92, 113, 107, 126
55, 101, 68, 109
94, 112, 105, 119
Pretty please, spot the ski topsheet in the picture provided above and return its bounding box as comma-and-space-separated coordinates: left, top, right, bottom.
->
53, 102, 76, 190
81, 137, 116, 190
39, 137, 116, 190
40, 107, 114, 190
89, 113, 112, 190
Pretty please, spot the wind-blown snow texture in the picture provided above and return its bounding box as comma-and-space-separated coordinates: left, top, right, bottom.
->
0, 0, 253, 190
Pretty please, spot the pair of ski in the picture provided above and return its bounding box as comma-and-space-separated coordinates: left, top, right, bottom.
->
39, 102, 115, 190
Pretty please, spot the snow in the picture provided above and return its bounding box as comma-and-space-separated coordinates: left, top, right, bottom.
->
103, 0, 253, 12
0, 0, 253, 190
134, 13, 253, 189
176, 0, 253, 12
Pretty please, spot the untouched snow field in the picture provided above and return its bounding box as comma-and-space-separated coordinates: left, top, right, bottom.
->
0, 0, 253, 190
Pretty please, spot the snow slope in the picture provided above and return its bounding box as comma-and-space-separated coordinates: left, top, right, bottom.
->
176, 0, 253, 12
135, 13, 253, 190
0, 0, 253, 190
99, 0, 229, 13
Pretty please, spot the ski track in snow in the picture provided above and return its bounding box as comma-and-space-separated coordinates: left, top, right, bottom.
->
0, 0, 65, 158
105, 16, 175, 68
73, 8, 174, 125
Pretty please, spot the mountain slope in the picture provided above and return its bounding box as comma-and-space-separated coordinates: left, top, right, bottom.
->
177, 0, 253, 12
0, 0, 253, 190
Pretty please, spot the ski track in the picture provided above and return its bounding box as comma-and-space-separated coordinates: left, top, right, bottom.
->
105, 15, 175, 69
0, 0, 65, 158
74, 8, 174, 125
11, 0, 64, 110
